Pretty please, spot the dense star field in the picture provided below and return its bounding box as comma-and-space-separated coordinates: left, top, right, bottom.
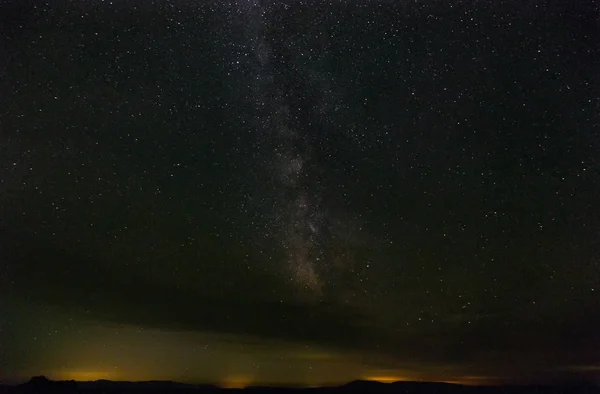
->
1, 0, 599, 387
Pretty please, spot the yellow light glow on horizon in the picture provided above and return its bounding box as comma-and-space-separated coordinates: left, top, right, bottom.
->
220, 375, 255, 388
364, 375, 408, 383
51, 370, 118, 381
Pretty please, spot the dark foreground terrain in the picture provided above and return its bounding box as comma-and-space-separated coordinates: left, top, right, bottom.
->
0, 377, 599, 394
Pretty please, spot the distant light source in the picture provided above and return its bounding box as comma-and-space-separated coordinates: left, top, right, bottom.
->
54, 370, 116, 381
365, 376, 405, 383
221, 375, 254, 389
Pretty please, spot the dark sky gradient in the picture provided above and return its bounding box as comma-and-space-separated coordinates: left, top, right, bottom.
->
1, 0, 599, 387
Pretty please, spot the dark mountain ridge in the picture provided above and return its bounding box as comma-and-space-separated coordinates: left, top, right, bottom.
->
1, 376, 598, 394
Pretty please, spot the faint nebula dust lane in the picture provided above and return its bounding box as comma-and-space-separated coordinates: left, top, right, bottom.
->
240, 1, 329, 294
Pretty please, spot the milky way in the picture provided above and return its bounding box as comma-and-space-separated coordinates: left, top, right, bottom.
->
237, 0, 351, 294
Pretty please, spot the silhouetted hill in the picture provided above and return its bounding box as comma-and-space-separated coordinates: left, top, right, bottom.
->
17, 376, 78, 391
0, 377, 598, 394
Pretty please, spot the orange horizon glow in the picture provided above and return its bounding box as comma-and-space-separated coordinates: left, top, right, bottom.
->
364, 374, 501, 387
30, 365, 501, 388
49, 370, 119, 382
364, 375, 409, 383
220, 375, 255, 389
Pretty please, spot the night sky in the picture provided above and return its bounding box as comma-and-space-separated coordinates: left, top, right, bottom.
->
1, 0, 599, 387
